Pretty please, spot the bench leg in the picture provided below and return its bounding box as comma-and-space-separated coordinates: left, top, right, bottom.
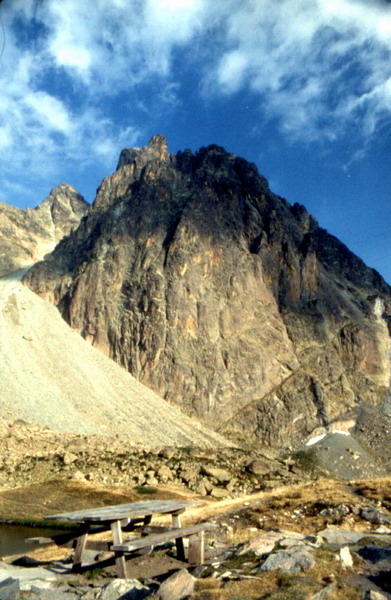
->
188, 531, 204, 565
172, 512, 185, 561
72, 529, 89, 573
111, 520, 127, 578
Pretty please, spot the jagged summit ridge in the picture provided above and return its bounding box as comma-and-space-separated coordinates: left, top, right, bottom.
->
0, 184, 88, 277
117, 134, 169, 169
24, 137, 391, 446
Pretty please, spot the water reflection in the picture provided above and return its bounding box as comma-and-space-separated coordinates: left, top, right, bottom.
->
0, 524, 61, 558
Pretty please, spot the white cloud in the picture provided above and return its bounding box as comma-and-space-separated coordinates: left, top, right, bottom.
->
0, 0, 390, 207
209, 0, 391, 142
24, 91, 73, 134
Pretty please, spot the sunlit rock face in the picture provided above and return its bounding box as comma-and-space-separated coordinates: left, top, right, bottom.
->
0, 184, 89, 276
24, 135, 391, 446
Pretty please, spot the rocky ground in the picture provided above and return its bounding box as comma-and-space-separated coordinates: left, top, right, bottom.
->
0, 478, 390, 599
0, 418, 390, 599
0, 404, 389, 509
0, 419, 308, 514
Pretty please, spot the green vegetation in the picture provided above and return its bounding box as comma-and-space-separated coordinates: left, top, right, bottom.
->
178, 446, 194, 456
0, 518, 75, 530
134, 485, 158, 495
220, 550, 258, 571
290, 447, 319, 475
85, 567, 105, 580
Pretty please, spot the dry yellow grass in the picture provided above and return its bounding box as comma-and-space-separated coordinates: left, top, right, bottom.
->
2, 475, 390, 598
193, 547, 365, 599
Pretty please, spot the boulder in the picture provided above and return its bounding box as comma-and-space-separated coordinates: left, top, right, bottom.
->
157, 569, 195, 600
157, 465, 173, 482
201, 466, 231, 484
245, 459, 271, 476
257, 547, 315, 573
318, 528, 367, 545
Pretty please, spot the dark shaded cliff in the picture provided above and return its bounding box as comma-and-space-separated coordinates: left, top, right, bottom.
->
24, 136, 391, 446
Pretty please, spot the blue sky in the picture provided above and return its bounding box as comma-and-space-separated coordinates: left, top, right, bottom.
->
0, 0, 390, 283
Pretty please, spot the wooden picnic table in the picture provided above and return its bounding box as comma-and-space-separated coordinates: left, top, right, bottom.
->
42, 500, 205, 578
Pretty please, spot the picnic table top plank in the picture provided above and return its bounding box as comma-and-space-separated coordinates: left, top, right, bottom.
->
46, 500, 198, 523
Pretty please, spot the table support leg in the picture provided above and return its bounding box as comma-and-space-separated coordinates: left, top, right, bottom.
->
143, 515, 152, 526
188, 531, 204, 565
111, 520, 127, 579
72, 527, 89, 573
172, 511, 185, 561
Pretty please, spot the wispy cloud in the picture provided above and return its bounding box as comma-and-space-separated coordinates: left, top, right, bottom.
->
0, 0, 213, 197
209, 0, 391, 142
0, 0, 390, 205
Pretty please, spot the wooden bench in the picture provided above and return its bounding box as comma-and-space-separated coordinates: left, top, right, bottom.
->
26, 500, 208, 578
111, 522, 218, 568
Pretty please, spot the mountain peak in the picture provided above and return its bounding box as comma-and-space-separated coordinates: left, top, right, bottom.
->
0, 185, 88, 277
116, 134, 169, 170
24, 138, 391, 447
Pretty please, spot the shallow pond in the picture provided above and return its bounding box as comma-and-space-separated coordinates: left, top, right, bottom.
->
0, 523, 62, 558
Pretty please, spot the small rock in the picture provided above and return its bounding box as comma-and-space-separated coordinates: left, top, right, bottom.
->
320, 504, 350, 520
375, 526, 391, 534
96, 579, 151, 600
311, 582, 337, 600
71, 470, 86, 481
338, 546, 353, 568
218, 571, 232, 580
361, 508, 391, 525
362, 591, 389, 600
159, 447, 176, 459
245, 459, 271, 475
145, 475, 158, 486
157, 568, 195, 600
62, 452, 77, 465
210, 487, 230, 499
180, 467, 199, 485
304, 535, 323, 548
0, 578, 20, 600
194, 481, 208, 496
242, 533, 279, 556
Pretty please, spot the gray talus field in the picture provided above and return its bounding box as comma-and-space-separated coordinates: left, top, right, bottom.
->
0, 270, 229, 448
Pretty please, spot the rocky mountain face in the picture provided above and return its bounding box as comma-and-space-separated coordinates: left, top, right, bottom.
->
0, 272, 228, 448
0, 184, 89, 276
24, 135, 391, 447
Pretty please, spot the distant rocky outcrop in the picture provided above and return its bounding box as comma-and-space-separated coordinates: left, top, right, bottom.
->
24, 136, 391, 446
0, 184, 89, 276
